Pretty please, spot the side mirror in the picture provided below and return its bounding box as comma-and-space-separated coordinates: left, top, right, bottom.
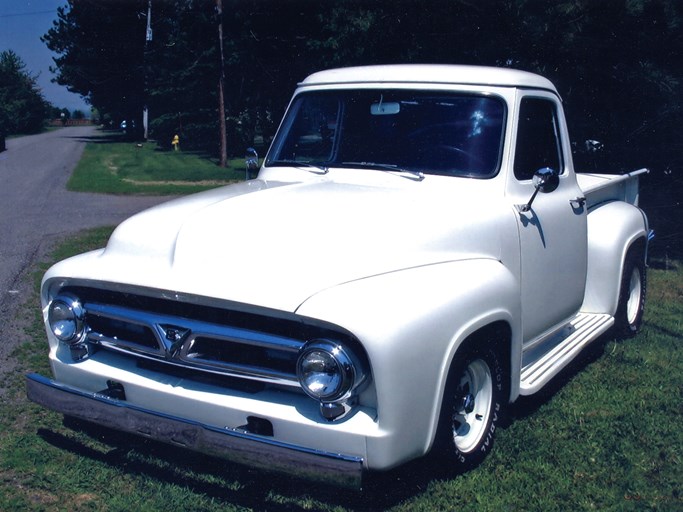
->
245, 147, 259, 179
584, 139, 604, 153
531, 166, 559, 193
518, 167, 559, 213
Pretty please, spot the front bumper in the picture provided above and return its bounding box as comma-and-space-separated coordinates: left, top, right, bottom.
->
26, 373, 364, 488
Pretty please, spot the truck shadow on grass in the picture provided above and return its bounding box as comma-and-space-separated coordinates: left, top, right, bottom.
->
35, 415, 470, 510
35, 422, 438, 510
34, 332, 622, 511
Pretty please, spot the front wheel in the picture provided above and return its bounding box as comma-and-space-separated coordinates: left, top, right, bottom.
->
615, 249, 647, 337
435, 344, 506, 470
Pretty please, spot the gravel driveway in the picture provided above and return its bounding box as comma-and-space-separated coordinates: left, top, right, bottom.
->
0, 126, 174, 390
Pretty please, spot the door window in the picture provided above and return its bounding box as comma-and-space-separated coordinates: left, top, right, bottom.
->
514, 98, 563, 181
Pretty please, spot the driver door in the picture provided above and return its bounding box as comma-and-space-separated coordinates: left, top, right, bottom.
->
508, 93, 588, 343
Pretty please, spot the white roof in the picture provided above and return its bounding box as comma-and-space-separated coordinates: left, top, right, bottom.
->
301, 64, 558, 93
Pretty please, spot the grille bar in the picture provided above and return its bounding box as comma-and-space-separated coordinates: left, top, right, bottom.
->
84, 302, 303, 387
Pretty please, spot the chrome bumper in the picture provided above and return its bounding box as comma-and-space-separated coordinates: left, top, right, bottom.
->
26, 373, 364, 488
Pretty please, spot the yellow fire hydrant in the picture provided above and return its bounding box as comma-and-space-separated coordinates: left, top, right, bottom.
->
172, 134, 180, 151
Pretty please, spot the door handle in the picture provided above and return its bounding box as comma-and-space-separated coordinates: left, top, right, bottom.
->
570, 196, 586, 208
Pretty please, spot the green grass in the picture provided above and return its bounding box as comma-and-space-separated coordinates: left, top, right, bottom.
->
67, 137, 251, 195
1, 230, 681, 511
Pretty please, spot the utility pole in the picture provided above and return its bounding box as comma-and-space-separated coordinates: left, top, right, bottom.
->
143, 0, 152, 140
216, 0, 228, 167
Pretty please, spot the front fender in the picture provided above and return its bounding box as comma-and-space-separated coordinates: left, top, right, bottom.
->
296, 258, 521, 470
582, 201, 649, 315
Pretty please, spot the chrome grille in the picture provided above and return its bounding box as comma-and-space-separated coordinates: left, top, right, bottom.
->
82, 301, 303, 387
57, 284, 365, 392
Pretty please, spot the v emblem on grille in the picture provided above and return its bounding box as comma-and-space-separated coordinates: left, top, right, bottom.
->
158, 324, 191, 358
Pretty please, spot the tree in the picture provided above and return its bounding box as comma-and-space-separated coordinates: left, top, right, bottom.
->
42, 0, 148, 132
43, 0, 682, 169
0, 50, 50, 135
144, 0, 223, 151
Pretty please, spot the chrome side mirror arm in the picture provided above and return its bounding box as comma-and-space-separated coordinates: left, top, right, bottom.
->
516, 167, 560, 213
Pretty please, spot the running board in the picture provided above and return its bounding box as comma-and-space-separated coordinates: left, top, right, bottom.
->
520, 313, 614, 395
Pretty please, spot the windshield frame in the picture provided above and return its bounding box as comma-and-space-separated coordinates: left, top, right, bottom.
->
265, 88, 508, 179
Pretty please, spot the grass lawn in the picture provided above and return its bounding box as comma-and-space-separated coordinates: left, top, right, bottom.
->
1, 228, 681, 511
67, 135, 251, 195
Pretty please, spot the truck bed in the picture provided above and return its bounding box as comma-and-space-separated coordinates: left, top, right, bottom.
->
576, 168, 648, 209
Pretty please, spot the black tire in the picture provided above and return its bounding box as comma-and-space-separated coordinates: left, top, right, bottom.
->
434, 343, 506, 471
614, 248, 646, 337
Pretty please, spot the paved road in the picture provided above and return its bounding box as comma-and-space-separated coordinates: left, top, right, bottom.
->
0, 126, 173, 372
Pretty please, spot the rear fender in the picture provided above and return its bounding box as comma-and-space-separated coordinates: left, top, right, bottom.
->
582, 201, 649, 315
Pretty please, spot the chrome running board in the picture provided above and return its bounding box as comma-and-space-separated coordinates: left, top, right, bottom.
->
520, 313, 614, 395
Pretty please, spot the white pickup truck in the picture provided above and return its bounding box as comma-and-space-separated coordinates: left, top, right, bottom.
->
28, 65, 650, 488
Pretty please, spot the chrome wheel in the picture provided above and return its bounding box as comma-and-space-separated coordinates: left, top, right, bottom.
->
615, 247, 646, 337
626, 265, 642, 326
451, 358, 493, 454
436, 343, 505, 471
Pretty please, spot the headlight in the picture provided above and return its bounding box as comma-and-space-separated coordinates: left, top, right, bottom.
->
48, 293, 86, 344
297, 340, 356, 402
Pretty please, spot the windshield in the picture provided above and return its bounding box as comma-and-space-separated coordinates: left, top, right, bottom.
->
266, 90, 506, 178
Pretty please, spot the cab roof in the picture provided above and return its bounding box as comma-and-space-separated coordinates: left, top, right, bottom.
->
300, 64, 558, 94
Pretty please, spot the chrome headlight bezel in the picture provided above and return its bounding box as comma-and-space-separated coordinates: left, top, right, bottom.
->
47, 293, 86, 344
296, 339, 361, 403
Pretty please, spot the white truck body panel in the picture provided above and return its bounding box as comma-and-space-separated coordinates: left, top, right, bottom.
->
29, 65, 649, 487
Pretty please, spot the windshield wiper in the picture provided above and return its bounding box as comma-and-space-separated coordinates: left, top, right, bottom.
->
270, 160, 329, 174
340, 161, 425, 181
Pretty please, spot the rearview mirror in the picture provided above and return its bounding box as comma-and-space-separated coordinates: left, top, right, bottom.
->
370, 102, 400, 115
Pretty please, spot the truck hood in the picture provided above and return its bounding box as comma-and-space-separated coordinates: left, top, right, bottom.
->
70, 174, 506, 312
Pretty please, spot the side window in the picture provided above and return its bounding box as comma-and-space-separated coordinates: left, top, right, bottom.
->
514, 97, 563, 181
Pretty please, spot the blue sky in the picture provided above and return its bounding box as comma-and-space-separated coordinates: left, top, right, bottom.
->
0, 0, 89, 113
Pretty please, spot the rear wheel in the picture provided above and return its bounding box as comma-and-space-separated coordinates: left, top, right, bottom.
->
435, 344, 506, 470
615, 248, 646, 337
